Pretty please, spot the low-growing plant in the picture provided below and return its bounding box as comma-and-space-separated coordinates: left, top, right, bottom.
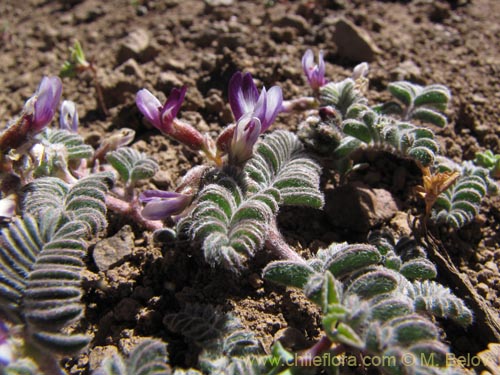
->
0, 46, 495, 375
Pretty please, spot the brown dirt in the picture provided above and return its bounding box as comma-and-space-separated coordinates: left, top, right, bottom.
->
1, 0, 499, 374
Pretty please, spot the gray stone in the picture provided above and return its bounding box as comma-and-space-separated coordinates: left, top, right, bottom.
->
116, 28, 159, 64
274, 14, 309, 34
325, 185, 399, 232
93, 225, 135, 271
391, 60, 422, 82
116, 58, 145, 80
332, 18, 381, 62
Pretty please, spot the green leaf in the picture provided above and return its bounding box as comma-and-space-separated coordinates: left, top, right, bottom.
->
410, 107, 447, 127
413, 85, 450, 109
333, 136, 363, 158
326, 322, 364, 349
342, 119, 372, 143
106, 147, 158, 185
370, 297, 414, 322
263, 261, 316, 289
326, 244, 381, 278
387, 82, 415, 106
346, 268, 399, 299
400, 259, 437, 280
391, 316, 439, 345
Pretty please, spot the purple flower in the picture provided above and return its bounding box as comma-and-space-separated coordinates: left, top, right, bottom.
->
302, 49, 326, 91
136, 86, 187, 134
25, 76, 63, 133
229, 113, 261, 165
59, 100, 79, 133
228, 72, 282, 133
139, 190, 192, 220
0, 320, 12, 366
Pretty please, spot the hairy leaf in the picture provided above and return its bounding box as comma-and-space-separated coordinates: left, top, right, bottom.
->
262, 260, 316, 289
22, 173, 112, 235
106, 147, 158, 185
93, 339, 170, 375
408, 280, 473, 326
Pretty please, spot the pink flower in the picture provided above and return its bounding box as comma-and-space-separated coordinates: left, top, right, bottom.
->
139, 190, 193, 220
136, 86, 187, 134
228, 72, 282, 133
302, 49, 326, 91
25, 76, 63, 133
229, 113, 261, 165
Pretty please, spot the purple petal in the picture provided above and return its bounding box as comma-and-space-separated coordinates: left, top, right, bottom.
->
302, 49, 314, 80
139, 190, 192, 220
317, 50, 325, 81
261, 86, 283, 132
139, 190, 186, 203
59, 100, 79, 132
161, 86, 187, 130
228, 72, 244, 120
230, 114, 261, 164
228, 72, 259, 121
252, 89, 267, 128
136, 89, 162, 130
32, 76, 62, 132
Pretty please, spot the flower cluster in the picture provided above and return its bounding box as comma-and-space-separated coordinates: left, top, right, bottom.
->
137, 71, 283, 220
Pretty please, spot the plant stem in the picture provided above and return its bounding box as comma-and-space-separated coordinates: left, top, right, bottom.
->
295, 335, 344, 367
106, 195, 163, 231
281, 96, 318, 113
265, 218, 307, 264
90, 65, 108, 117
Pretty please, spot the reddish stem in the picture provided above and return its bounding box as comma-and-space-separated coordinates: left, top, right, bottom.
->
105, 195, 163, 231
265, 218, 307, 264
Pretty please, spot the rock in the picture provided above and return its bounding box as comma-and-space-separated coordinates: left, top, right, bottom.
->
204, 90, 225, 114
325, 185, 399, 232
332, 18, 381, 62
154, 71, 184, 92
100, 70, 141, 109
93, 225, 135, 271
116, 28, 159, 64
152, 169, 174, 189
389, 211, 413, 238
274, 14, 309, 35
485, 261, 499, 273
391, 60, 422, 82
116, 58, 144, 80
273, 327, 309, 351
114, 298, 141, 322
476, 282, 489, 297
88, 346, 118, 371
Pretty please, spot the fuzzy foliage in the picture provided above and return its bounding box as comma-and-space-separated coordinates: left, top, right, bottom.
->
263, 236, 472, 374
474, 150, 500, 178
0, 174, 112, 354
29, 128, 93, 179
22, 173, 112, 235
164, 304, 267, 375
38, 129, 93, 162
181, 130, 323, 271
164, 304, 262, 358
432, 160, 499, 228
319, 78, 367, 116
92, 339, 170, 375
106, 147, 158, 186
380, 81, 451, 127
334, 104, 439, 166
2, 358, 42, 375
